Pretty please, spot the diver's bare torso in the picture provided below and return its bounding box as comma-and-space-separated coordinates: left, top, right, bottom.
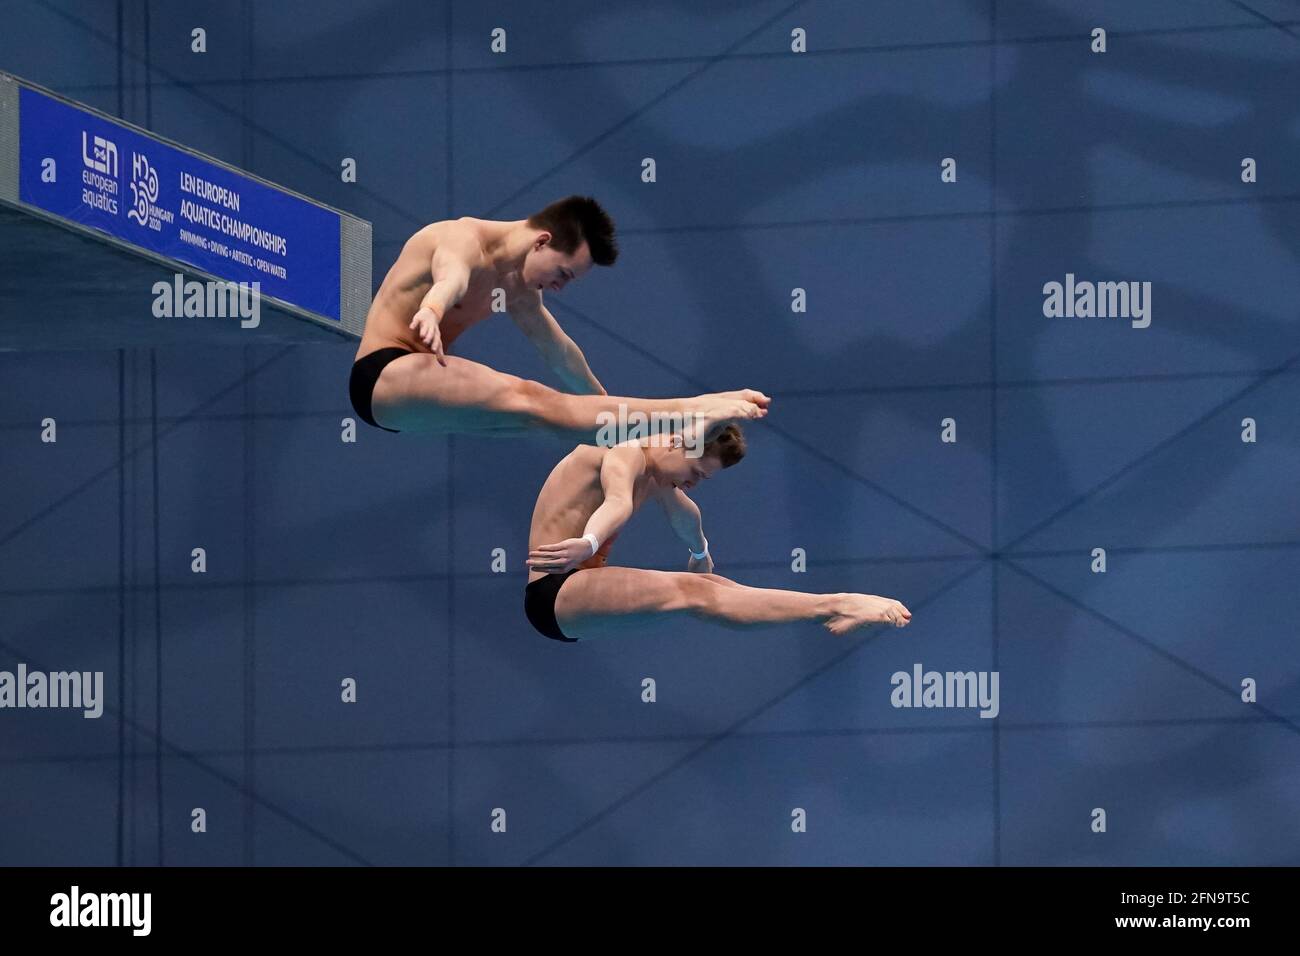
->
526, 445, 659, 584
354, 217, 536, 360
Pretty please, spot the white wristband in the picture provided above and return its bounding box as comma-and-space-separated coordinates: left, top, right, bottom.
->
582, 532, 600, 557
690, 538, 709, 561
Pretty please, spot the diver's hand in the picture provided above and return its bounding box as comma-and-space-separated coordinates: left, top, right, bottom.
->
527, 538, 593, 574
409, 307, 447, 366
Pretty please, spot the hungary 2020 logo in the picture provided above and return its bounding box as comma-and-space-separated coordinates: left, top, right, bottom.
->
127, 151, 172, 231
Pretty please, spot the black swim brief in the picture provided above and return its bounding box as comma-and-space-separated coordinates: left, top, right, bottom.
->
349, 347, 410, 432
524, 570, 580, 643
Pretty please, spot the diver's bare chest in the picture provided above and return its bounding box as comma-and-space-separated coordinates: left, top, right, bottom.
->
444, 273, 525, 337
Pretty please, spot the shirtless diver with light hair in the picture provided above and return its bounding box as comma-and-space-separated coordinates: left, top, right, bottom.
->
523, 426, 913, 643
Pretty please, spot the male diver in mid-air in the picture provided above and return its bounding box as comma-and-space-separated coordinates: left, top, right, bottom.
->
523, 426, 913, 643
349, 195, 769, 437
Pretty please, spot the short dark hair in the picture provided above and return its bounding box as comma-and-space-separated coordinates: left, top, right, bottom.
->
704, 424, 746, 468
527, 195, 618, 266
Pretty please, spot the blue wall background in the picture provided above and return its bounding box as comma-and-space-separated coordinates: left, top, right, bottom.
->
1, 0, 1298, 866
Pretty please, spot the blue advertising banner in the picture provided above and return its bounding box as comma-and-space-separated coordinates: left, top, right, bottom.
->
17, 86, 341, 322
